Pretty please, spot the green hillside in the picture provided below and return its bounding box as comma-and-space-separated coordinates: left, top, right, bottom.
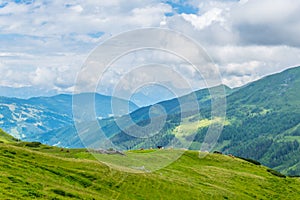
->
217, 66, 300, 175
1, 133, 300, 199
0, 128, 18, 143
95, 66, 300, 176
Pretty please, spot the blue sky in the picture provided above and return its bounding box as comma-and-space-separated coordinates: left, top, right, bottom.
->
165, 0, 199, 14
0, 0, 300, 100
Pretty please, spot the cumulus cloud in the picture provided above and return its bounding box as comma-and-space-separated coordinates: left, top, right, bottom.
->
97, 49, 205, 97
231, 0, 300, 47
170, 0, 300, 88
181, 8, 224, 30
0, 0, 300, 98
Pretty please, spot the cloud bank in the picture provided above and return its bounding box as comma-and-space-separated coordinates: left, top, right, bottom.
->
0, 0, 299, 98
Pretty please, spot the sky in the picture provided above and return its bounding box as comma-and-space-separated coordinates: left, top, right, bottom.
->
0, 0, 300, 101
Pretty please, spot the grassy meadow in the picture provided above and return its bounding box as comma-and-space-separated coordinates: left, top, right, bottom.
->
0, 128, 300, 199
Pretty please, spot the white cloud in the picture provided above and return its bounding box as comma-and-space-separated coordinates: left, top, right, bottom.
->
208, 45, 300, 87
181, 8, 224, 30
130, 4, 171, 26
231, 0, 300, 46
69, 5, 83, 13
232, 0, 299, 25
0, 0, 300, 98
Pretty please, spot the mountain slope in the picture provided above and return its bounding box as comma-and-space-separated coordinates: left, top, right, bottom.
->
0, 93, 138, 141
217, 66, 300, 175
0, 136, 299, 199
0, 128, 17, 143
35, 85, 230, 148
53, 66, 300, 175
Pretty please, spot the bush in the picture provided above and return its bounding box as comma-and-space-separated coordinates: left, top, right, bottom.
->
267, 169, 286, 178
288, 175, 300, 178
237, 156, 261, 165
25, 142, 42, 148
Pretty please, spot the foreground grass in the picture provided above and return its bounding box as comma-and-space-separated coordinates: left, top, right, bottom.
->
0, 141, 300, 199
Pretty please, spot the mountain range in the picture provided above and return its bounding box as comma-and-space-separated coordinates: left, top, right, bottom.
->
0, 66, 299, 176
0, 93, 138, 141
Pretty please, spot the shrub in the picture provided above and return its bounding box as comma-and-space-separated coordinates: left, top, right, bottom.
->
267, 169, 286, 178
288, 175, 300, 178
25, 142, 42, 148
237, 156, 261, 165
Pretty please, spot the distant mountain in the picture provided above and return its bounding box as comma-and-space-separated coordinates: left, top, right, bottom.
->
0, 86, 58, 99
36, 84, 231, 148
129, 84, 181, 107
0, 93, 138, 141
43, 66, 300, 175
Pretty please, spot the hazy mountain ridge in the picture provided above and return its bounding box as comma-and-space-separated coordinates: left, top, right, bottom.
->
35, 85, 229, 148
0, 93, 138, 141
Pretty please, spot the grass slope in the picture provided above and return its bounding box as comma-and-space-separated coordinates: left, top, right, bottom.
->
0, 139, 300, 199
0, 128, 18, 143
